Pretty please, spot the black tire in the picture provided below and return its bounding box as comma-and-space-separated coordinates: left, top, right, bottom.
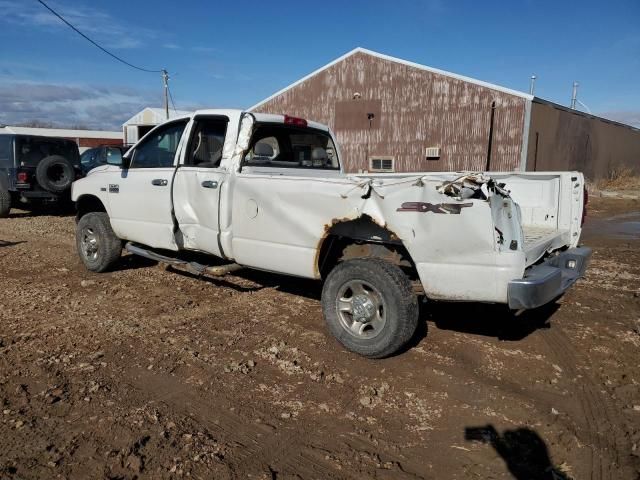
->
0, 188, 10, 218
76, 212, 122, 272
35, 155, 75, 193
321, 258, 419, 358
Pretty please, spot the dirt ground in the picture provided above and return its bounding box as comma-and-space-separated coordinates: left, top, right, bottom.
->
0, 196, 639, 479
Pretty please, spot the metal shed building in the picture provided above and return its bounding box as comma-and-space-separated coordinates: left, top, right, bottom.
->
250, 48, 639, 179
123, 107, 191, 146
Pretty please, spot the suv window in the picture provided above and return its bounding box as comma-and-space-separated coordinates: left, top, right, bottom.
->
80, 148, 99, 167
243, 125, 338, 170
0, 136, 12, 168
185, 118, 228, 168
130, 121, 187, 169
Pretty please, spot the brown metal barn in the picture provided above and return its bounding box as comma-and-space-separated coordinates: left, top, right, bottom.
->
250, 48, 639, 179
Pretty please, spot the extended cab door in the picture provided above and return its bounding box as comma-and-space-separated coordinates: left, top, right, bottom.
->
230, 123, 345, 278
108, 119, 188, 250
172, 116, 229, 257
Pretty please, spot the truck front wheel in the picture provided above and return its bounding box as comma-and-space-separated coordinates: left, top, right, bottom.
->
76, 212, 122, 272
321, 258, 419, 358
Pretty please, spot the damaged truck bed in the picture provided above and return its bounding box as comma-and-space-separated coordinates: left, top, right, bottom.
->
71, 110, 591, 357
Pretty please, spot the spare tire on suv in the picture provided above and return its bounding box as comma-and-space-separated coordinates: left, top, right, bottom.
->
35, 155, 75, 193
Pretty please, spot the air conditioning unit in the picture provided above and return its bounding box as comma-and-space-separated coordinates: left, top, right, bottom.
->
369, 157, 394, 172
425, 147, 440, 159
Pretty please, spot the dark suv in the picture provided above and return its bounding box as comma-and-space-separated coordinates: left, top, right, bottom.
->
0, 133, 81, 217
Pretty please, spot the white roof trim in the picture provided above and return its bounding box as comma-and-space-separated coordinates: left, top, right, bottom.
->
2, 126, 122, 139
248, 47, 533, 111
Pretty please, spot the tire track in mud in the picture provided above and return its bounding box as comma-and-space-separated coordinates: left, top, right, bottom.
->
541, 326, 629, 480
125, 368, 427, 479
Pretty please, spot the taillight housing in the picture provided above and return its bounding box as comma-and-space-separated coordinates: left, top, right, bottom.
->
17, 172, 29, 183
581, 186, 588, 226
284, 115, 307, 127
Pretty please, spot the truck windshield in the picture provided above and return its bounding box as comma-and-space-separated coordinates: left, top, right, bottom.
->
244, 125, 339, 170
15, 137, 78, 167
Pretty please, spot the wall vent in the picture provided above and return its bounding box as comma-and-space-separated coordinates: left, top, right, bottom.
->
425, 147, 440, 159
369, 157, 395, 172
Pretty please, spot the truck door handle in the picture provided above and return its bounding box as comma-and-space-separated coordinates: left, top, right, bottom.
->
201, 180, 218, 189
151, 179, 168, 186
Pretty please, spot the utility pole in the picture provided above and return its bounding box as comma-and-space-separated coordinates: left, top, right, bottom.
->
529, 75, 536, 95
162, 69, 170, 120
570, 81, 579, 109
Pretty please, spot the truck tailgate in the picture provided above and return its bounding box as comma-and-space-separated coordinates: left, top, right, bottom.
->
490, 172, 585, 266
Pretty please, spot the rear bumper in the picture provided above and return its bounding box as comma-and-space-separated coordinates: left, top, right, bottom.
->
508, 246, 592, 310
18, 190, 62, 200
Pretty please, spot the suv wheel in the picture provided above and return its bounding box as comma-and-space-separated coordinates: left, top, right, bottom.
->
321, 258, 419, 358
0, 188, 11, 218
76, 212, 122, 272
36, 155, 75, 193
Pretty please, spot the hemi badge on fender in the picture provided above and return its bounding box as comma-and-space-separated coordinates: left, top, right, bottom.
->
109, 184, 119, 193
397, 202, 472, 214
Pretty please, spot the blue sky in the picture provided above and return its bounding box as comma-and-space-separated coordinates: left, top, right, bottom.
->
0, 0, 638, 130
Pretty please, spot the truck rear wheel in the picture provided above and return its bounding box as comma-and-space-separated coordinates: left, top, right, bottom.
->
0, 188, 10, 218
321, 258, 419, 358
76, 212, 122, 272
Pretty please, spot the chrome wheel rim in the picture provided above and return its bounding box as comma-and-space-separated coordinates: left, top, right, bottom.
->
336, 280, 386, 339
81, 227, 99, 261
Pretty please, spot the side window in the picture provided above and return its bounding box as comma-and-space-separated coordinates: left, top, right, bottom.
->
0, 136, 13, 168
186, 118, 228, 168
130, 121, 187, 169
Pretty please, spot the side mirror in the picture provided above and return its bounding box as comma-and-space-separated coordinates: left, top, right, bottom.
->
106, 147, 126, 167
120, 155, 131, 169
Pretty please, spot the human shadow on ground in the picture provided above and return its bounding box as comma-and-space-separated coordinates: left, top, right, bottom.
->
464, 424, 571, 479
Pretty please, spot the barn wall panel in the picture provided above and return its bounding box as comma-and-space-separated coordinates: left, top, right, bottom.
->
254, 52, 527, 173
527, 102, 640, 179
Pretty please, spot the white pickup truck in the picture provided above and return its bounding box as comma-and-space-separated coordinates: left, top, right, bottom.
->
72, 110, 591, 358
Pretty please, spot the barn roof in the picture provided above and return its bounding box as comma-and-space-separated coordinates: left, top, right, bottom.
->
123, 107, 193, 126
249, 47, 534, 111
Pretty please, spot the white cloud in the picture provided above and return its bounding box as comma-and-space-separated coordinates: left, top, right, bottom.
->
598, 111, 640, 128
0, 0, 158, 49
0, 81, 160, 130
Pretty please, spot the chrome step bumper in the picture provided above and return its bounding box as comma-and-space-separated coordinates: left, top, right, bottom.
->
508, 246, 592, 310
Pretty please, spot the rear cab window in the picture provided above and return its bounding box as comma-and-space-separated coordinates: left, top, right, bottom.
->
243, 124, 339, 171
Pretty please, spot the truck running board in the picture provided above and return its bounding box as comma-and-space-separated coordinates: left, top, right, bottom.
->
125, 242, 243, 277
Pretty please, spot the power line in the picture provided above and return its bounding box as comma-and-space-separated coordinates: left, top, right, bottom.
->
168, 85, 178, 113
35, 0, 163, 73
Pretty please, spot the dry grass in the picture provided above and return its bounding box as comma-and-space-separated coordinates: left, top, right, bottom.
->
592, 166, 640, 192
